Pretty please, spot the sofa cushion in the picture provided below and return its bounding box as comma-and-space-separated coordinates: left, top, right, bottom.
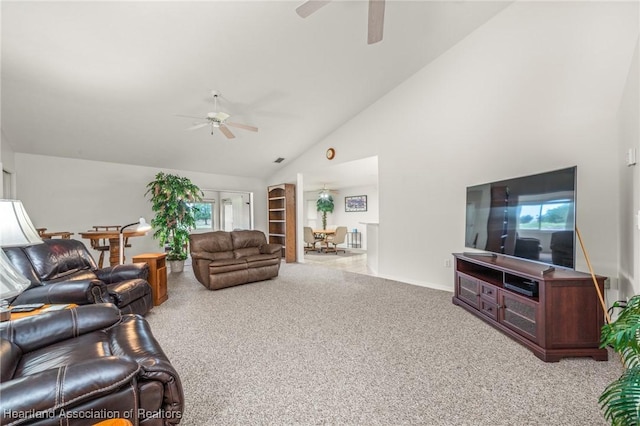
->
234, 247, 260, 259
231, 230, 268, 249
209, 258, 248, 274
23, 239, 98, 282
191, 231, 234, 253
2, 247, 42, 288
245, 253, 280, 268
16, 331, 117, 377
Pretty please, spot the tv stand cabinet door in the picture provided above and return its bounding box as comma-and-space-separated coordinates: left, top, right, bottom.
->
456, 272, 480, 309
499, 291, 539, 344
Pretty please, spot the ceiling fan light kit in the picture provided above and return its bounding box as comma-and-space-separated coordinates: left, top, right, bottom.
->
178, 91, 258, 139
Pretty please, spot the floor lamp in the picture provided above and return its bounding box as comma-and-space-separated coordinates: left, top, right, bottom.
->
119, 218, 152, 265
0, 200, 44, 317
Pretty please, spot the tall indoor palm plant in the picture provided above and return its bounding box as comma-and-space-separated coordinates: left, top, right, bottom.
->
600, 295, 640, 425
316, 195, 334, 230
145, 172, 203, 269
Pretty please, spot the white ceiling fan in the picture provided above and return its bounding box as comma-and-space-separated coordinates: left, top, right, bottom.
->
318, 184, 338, 199
296, 0, 386, 45
177, 91, 258, 139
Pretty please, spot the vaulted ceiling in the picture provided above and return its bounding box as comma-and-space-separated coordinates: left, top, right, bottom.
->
2, 1, 509, 181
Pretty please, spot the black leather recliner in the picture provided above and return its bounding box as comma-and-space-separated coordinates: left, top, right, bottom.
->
3, 239, 153, 315
0, 304, 184, 425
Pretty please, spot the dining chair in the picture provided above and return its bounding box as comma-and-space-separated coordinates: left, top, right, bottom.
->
304, 226, 323, 253
324, 226, 348, 254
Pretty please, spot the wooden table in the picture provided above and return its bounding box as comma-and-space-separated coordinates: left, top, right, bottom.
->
313, 229, 336, 236
80, 229, 147, 266
10, 304, 77, 320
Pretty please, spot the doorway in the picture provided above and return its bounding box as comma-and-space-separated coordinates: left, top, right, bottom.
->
298, 156, 379, 276
192, 189, 253, 233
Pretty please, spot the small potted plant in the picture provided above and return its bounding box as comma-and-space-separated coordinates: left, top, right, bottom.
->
145, 172, 203, 272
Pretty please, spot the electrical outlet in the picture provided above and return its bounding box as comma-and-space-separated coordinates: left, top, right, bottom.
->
444, 259, 452, 268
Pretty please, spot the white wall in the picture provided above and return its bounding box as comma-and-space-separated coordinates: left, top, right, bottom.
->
618, 38, 640, 299
269, 1, 639, 292
1, 130, 18, 199
14, 153, 266, 261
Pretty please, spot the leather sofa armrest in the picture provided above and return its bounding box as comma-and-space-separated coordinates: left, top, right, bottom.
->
190, 251, 216, 262
110, 315, 184, 417
0, 304, 122, 353
261, 244, 283, 255
0, 357, 139, 423
11, 279, 111, 306
96, 263, 149, 283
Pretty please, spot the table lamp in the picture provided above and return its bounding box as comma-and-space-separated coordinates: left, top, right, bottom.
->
119, 217, 152, 265
0, 200, 44, 306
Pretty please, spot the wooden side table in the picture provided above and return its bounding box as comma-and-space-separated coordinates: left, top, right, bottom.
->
93, 419, 133, 426
133, 253, 168, 306
9, 304, 77, 320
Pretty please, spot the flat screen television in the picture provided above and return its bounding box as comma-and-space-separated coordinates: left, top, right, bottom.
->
465, 166, 576, 269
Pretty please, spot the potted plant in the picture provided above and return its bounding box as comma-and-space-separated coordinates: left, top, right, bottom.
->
316, 195, 334, 230
599, 295, 640, 424
145, 172, 203, 272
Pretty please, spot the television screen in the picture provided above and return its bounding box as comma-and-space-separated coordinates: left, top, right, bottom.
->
465, 167, 576, 269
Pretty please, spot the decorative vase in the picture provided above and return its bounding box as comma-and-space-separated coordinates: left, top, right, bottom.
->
169, 260, 185, 273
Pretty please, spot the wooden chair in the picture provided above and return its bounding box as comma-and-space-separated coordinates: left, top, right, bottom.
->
323, 226, 348, 254
36, 228, 74, 239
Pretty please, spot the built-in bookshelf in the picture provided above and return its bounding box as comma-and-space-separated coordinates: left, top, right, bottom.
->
268, 184, 296, 263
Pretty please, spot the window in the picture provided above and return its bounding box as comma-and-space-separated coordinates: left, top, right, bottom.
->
192, 202, 214, 230
518, 201, 573, 231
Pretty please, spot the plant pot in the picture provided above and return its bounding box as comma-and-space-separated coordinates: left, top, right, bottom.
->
168, 260, 185, 273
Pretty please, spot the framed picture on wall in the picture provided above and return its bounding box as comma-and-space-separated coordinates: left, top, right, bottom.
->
345, 195, 367, 212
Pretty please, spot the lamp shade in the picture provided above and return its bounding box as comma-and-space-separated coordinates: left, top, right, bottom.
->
134, 218, 152, 233
0, 200, 43, 247
0, 249, 30, 300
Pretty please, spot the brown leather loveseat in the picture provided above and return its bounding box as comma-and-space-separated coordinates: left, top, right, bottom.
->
189, 230, 282, 290
3, 239, 153, 316
0, 303, 184, 425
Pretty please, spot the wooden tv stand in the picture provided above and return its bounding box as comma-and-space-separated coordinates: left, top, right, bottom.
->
452, 253, 608, 362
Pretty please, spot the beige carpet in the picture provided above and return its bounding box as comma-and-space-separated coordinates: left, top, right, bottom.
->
145, 262, 622, 425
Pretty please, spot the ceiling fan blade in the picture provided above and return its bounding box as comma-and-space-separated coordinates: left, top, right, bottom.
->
175, 114, 205, 120
219, 125, 235, 139
186, 123, 208, 131
296, 0, 331, 18
226, 121, 258, 132
367, 0, 385, 44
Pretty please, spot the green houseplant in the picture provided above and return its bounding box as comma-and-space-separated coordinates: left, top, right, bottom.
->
145, 172, 203, 271
600, 295, 640, 425
316, 195, 334, 230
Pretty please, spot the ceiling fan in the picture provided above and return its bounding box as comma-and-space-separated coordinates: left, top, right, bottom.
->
318, 184, 338, 199
177, 91, 258, 139
296, 0, 385, 45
